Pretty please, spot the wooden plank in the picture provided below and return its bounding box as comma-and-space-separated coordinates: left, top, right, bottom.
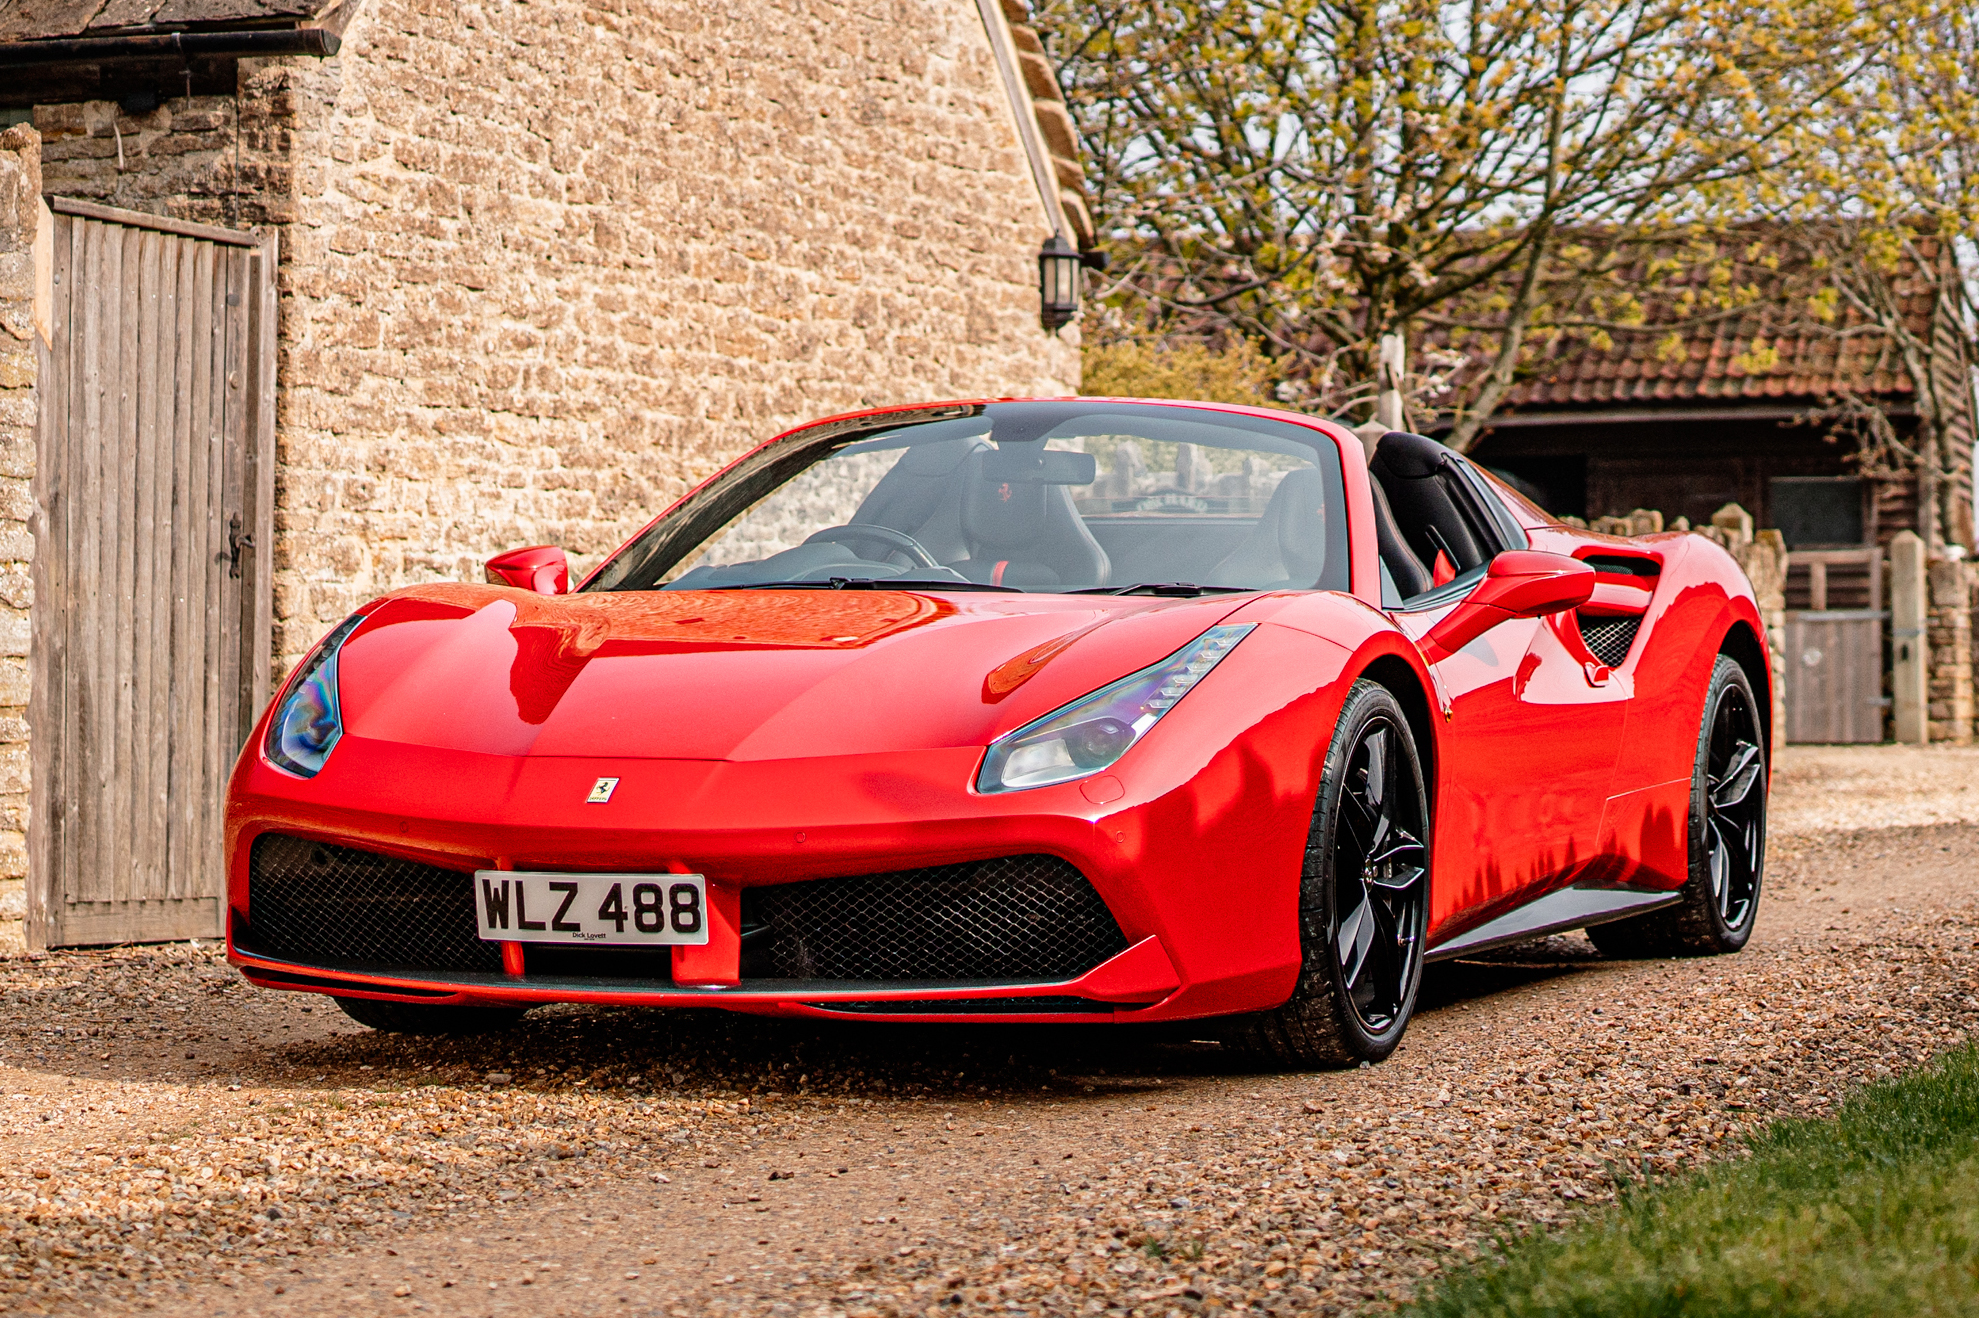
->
56, 898, 222, 946
108, 222, 142, 908
56, 217, 91, 936
48, 198, 264, 248
240, 233, 277, 740
25, 218, 73, 951
164, 236, 200, 904
130, 227, 164, 904
57, 216, 89, 939
196, 247, 235, 912
149, 237, 182, 905
206, 245, 248, 914
175, 240, 217, 908
74, 220, 108, 906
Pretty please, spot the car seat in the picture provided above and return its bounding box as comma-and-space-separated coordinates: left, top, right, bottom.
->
1369, 476, 1433, 599
1207, 467, 1332, 588
949, 449, 1110, 589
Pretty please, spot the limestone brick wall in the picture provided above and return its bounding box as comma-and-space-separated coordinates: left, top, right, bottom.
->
0, 126, 41, 955
39, 0, 1078, 673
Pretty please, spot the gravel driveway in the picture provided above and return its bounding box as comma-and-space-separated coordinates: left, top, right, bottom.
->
1, 745, 1975, 1316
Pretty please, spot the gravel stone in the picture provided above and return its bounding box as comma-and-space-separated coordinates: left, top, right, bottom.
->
0, 745, 1972, 1315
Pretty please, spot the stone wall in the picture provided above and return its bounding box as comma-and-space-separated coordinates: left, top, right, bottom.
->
1580, 503, 1789, 757
36, 0, 1079, 672
1927, 558, 1973, 743
0, 126, 41, 955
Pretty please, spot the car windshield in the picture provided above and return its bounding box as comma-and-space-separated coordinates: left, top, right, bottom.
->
585, 401, 1351, 595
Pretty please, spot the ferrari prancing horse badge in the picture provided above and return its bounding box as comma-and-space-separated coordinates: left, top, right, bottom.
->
587, 777, 620, 804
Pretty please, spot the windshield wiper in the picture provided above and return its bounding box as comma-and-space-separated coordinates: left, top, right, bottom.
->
714, 578, 1023, 592
1072, 582, 1250, 597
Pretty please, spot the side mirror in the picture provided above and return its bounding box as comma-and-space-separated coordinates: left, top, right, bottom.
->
485, 545, 570, 595
1419, 550, 1593, 663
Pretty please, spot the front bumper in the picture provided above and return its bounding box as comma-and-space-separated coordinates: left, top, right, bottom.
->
224, 733, 1311, 1023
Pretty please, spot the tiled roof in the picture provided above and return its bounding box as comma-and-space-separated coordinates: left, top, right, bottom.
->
0, 0, 338, 41
1496, 230, 1947, 409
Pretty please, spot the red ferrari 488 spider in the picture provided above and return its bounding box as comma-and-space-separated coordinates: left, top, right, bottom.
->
225, 399, 1769, 1066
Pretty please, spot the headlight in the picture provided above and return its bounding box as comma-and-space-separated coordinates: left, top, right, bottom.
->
977, 624, 1255, 793
265, 613, 367, 778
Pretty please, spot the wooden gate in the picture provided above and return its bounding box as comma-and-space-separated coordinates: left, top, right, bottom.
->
1783, 547, 1886, 743
28, 200, 276, 948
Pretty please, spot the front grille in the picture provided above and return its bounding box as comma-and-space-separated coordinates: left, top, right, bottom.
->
742, 856, 1127, 981
246, 834, 500, 973
1579, 614, 1642, 667
245, 836, 1127, 988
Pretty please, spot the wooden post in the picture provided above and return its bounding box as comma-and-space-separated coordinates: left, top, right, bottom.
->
1891, 530, 1928, 744
1375, 333, 1406, 432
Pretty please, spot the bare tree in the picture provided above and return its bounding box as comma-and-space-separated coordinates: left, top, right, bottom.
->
1778, 2, 1979, 549
1034, 0, 1895, 447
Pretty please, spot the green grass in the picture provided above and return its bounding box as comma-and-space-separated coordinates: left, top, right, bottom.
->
1406, 1043, 1979, 1317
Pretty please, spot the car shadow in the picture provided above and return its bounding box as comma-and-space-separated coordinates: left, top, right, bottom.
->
2, 933, 1616, 1099
262, 933, 1616, 1094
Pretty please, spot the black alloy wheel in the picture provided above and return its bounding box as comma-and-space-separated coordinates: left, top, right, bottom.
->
1590, 655, 1766, 958
1233, 680, 1430, 1067
1702, 675, 1765, 930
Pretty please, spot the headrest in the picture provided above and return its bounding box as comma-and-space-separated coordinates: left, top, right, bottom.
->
961, 453, 1054, 551
1272, 467, 1329, 582
1370, 430, 1452, 481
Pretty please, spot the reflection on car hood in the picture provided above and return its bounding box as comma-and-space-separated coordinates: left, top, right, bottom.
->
333, 584, 1249, 760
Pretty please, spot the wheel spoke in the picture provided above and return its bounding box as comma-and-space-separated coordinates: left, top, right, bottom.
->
1365, 824, 1424, 874
1707, 821, 1729, 900
1337, 890, 1375, 988
1338, 784, 1378, 858
1363, 729, 1387, 809
1363, 894, 1401, 1007
1711, 741, 1763, 811
1366, 862, 1426, 894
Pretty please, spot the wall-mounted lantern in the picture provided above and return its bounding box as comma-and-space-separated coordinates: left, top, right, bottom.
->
1038, 235, 1083, 330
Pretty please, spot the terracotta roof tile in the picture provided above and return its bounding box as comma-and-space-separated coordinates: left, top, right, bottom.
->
1496, 231, 1944, 408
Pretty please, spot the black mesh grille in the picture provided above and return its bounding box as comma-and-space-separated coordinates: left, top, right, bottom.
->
742, 856, 1127, 981
1579, 614, 1642, 667
245, 836, 1126, 988
246, 834, 500, 973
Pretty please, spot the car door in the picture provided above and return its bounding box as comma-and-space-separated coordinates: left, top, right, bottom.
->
1370, 441, 1630, 941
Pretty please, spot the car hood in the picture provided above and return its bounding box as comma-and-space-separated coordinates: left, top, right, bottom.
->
333, 584, 1251, 761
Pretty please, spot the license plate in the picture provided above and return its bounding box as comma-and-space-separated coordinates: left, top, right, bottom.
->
473, 872, 709, 946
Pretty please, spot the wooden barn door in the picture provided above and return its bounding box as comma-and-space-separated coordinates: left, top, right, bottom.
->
28, 200, 276, 948
1782, 548, 1887, 743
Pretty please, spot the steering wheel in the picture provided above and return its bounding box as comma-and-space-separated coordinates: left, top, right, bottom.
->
803, 523, 942, 571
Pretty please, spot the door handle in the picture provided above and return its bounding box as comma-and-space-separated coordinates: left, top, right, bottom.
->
228, 513, 255, 580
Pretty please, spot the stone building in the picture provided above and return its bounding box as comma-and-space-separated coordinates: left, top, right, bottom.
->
1467, 235, 1977, 747
0, 0, 1095, 947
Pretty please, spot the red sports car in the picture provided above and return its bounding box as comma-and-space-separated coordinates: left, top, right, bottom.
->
224, 399, 1769, 1066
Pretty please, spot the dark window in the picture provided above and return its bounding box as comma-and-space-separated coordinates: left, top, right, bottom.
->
1770, 477, 1863, 548
1481, 456, 1586, 520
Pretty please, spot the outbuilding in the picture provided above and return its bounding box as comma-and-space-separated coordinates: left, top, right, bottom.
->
0, 0, 1095, 948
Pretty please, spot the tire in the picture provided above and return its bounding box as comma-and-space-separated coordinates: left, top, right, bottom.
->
1589, 654, 1766, 958
332, 996, 528, 1035
1231, 680, 1431, 1068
